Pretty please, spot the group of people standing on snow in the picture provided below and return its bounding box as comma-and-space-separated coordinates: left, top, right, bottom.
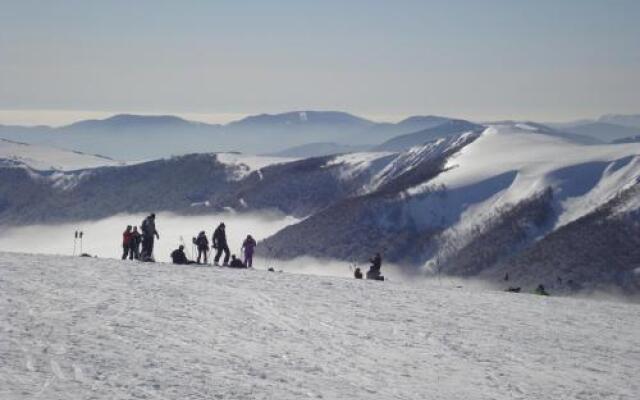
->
120, 214, 257, 268
180, 222, 257, 267
121, 213, 159, 262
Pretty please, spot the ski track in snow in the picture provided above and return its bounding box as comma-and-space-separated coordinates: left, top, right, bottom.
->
0, 252, 639, 399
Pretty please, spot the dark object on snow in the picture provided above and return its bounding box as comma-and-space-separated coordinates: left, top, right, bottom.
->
366, 273, 385, 281
171, 245, 195, 265
79, 253, 93, 258
268, 267, 275, 272
141, 214, 160, 260
534, 284, 550, 296
366, 253, 384, 281
354, 267, 363, 279
212, 223, 230, 266
195, 231, 209, 264
506, 287, 521, 293
228, 255, 246, 269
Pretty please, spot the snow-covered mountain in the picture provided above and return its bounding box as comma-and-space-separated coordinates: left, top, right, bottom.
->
2, 123, 640, 294
374, 119, 484, 152
262, 124, 640, 294
0, 150, 299, 224
2, 252, 638, 398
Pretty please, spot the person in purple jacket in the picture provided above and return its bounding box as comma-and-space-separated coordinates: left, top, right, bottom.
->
242, 234, 257, 268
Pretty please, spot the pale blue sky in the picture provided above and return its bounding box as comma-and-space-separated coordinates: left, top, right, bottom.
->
1, 0, 639, 124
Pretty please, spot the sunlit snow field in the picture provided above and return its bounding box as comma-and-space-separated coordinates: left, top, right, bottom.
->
0, 253, 638, 399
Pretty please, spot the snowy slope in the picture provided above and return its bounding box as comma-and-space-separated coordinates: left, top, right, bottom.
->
261, 124, 640, 292
0, 138, 122, 171
1, 252, 638, 399
409, 124, 640, 234
324, 151, 395, 182
216, 152, 296, 180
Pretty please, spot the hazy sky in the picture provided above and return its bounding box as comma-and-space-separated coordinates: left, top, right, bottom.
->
1, 0, 639, 125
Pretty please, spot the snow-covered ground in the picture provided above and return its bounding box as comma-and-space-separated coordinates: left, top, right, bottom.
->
0, 138, 123, 171
1, 252, 638, 399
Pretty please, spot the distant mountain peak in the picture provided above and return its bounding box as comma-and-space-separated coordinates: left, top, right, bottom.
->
228, 110, 374, 127
597, 114, 640, 130
65, 113, 197, 129
397, 115, 451, 125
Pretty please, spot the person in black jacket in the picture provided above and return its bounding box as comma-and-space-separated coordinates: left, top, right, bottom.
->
195, 231, 209, 264
212, 222, 230, 266
129, 226, 141, 260
171, 245, 195, 265
140, 213, 160, 261
228, 255, 246, 268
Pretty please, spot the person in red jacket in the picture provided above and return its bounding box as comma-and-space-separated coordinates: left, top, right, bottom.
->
122, 225, 133, 260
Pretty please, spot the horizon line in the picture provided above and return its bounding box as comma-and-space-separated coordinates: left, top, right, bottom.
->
0, 108, 635, 128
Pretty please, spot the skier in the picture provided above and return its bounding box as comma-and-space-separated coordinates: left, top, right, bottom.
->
122, 225, 133, 260
242, 234, 257, 268
212, 222, 230, 266
354, 267, 363, 279
366, 253, 384, 281
140, 213, 160, 261
534, 284, 549, 296
228, 254, 246, 269
170, 245, 195, 265
129, 226, 141, 260
195, 231, 209, 264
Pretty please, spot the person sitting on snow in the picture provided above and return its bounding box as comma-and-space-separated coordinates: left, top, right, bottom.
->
228, 254, 246, 269
170, 245, 195, 265
354, 267, 363, 279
